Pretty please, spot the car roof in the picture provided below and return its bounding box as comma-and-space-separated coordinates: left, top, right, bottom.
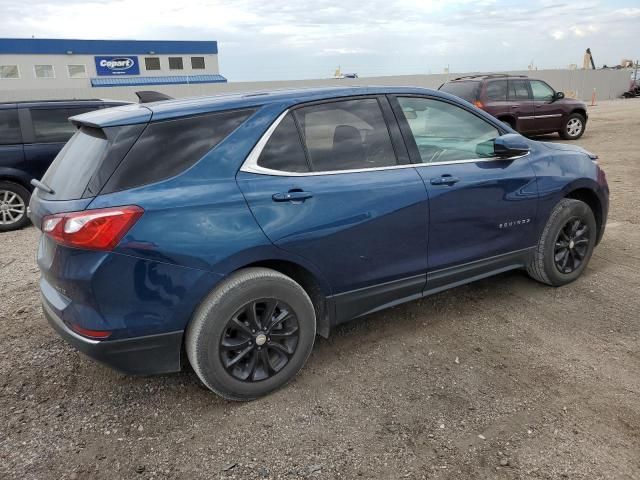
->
71, 86, 444, 127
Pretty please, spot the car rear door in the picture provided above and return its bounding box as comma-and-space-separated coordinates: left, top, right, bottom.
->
507, 78, 535, 133
237, 96, 430, 322
22, 104, 102, 181
0, 105, 25, 180
389, 95, 539, 291
530, 79, 564, 132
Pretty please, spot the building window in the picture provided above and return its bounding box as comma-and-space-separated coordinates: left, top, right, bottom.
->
67, 64, 87, 79
34, 65, 55, 79
145, 57, 161, 71
0, 65, 20, 79
191, 57, 205, 69
168, 57, 183, 70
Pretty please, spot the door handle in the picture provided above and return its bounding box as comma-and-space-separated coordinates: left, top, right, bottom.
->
430, 175, 460, 186
272, 190, 314, 202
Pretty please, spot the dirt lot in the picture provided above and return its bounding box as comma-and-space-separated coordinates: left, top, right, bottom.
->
1, 99, 639, 480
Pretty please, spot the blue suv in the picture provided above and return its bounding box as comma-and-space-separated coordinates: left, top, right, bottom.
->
29, 87, 609, 400
0, 99, 126, 231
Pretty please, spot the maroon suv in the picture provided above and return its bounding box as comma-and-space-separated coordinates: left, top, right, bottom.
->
439, 74, 588, 140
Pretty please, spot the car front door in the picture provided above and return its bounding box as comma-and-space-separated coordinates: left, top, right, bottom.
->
237, 97, 430, 322
507, 78, 535, 133
530, 79, 564, 132
389, 95, 539, 291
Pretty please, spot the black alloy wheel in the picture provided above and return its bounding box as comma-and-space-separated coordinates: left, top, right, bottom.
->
220, 299, 300, 382
554, 218, 590, 274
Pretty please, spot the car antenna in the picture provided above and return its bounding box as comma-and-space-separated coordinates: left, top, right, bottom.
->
135, 91, 174, 103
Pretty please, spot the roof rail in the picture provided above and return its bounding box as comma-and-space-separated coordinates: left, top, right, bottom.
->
0, 98, 104, 105
452, 73, 528, 81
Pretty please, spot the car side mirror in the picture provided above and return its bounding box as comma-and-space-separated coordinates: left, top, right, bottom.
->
554, 91, 565, 101
494, 134, 530, 158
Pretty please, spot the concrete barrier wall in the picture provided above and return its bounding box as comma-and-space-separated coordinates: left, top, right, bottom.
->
0, 69, 632, 103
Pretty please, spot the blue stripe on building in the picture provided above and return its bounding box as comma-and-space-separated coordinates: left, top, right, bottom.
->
91, 75, 227, 87
0, 38, 218, 55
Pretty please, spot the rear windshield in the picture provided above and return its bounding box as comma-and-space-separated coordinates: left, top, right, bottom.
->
40, 127, 110, 199
439, 81, 481, 102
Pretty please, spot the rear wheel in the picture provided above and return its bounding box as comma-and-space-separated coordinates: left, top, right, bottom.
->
527, 198, 596, 286
559, 113, 586, 140
0, 181, 30, 232
186, 267, 316, 400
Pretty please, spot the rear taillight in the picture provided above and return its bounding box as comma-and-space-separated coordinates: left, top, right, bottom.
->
42, 205, 143, 251
474, 100, 484, 109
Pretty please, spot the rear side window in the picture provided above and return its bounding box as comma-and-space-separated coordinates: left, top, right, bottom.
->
31, 107, 97, 143
294, 98, 397, 172
103, 109, 255, 193
439, 81, 480, 102
508, 80, 531, 100
257, 114, 309, 172
485, 80, 508, 101
0, 109, 21, 144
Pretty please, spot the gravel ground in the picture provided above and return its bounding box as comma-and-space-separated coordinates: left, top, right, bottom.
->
1, 99, 639, 480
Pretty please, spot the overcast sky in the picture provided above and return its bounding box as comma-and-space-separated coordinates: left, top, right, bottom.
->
1, 0, 638, 81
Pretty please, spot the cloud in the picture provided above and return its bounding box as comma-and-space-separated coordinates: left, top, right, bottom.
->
0, 0, 637, 80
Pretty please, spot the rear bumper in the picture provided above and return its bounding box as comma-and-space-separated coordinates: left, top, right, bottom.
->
43, 299, 183, 375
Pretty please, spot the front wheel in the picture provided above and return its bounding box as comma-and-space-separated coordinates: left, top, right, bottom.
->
559, 113, 586, 140
186, 268, 316, 400
527, 198, 597, 286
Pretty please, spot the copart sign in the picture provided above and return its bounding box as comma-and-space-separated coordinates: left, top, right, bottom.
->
94, 56, 140, 76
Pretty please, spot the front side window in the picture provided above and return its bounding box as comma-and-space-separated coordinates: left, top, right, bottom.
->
145, 57, 160, 71
397, 97, 500, 163
168, 57, 183, 70
67, 64, 87, 78
258, 114, 309, 172
485, 80, 508, 101
31, 107, 95, 143
0, 109, 22, 144
508, 79, 531, 100
530, 80, 555, 101
0, 65, 20, 79
34, 65, 55, 79
294, 98, 397, 172
191, 57, 205, 69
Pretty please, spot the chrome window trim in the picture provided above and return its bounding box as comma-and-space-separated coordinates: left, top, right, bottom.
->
239, 109, 529, 177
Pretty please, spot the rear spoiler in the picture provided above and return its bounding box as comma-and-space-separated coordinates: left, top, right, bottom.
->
135, 91, 174, 103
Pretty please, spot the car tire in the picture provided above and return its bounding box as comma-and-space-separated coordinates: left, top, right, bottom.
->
186, 267, 316, 401
527, 198, 597, 286
559, 113, 586, 140
0, 181, 31, 232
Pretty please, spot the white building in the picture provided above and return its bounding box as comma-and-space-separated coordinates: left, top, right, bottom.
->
0, 38, 226, 94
